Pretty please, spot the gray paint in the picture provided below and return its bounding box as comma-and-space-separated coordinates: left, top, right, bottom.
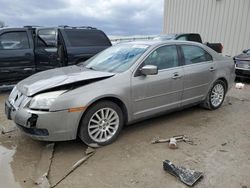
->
7, 40, 235, 141
163, 0, 250, 56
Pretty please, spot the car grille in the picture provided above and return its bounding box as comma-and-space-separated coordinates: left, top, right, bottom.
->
235, 60, 250, 70
8, 87, 31, 110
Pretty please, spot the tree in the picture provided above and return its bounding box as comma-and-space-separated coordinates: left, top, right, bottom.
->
0, 21, 5, 28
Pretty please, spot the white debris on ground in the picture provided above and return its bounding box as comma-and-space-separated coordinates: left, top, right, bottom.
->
235, 83, 245, 89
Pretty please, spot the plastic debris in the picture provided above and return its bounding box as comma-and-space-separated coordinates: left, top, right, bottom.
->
1, 126, 16, 134
163, 160, 203, 186
151, 135, 194, 145
169, 138, 178, 149
235, 83, 245, 89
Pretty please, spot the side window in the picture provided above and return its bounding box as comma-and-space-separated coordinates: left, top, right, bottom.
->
181, 45, 212, 65
64, 29, 111, 47
177, 35, 188, 41
0, 31, 29, 50
144, 45, 179, 70
37, 29, 57, 47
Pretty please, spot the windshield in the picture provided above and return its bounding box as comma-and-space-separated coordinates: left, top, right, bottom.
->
80, 43, 149, 73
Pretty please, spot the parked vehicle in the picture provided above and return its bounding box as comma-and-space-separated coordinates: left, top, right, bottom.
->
234, 48, 250, 79
5, 40, 235, 146
154, 33, 223, 53
0, 26, 111, 88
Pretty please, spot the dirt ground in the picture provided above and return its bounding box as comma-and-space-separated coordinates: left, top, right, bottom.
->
0, 82, 250, 188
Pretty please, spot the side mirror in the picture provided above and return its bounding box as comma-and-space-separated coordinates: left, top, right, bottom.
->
140, 65, 158, 76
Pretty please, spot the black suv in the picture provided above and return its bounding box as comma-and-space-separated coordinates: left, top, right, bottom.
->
0, 26, 111, 88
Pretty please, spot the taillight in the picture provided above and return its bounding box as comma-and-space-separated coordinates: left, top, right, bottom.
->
220, 44, 223, 52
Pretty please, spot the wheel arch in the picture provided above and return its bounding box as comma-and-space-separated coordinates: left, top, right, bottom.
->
76, 96, 129, 136
217, 77, 228, 92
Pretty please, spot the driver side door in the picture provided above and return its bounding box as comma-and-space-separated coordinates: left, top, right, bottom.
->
131, 45, 184, 120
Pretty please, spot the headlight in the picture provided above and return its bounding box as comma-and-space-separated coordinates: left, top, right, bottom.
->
29, 90, 66, 110
9, 86, 18, 100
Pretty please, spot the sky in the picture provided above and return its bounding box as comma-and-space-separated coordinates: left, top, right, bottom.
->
0, 0, 164, 36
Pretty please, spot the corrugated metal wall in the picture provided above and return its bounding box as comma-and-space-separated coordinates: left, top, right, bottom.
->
163, 0, 250, 56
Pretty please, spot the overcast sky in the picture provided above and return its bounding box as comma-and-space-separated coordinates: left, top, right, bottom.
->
0, 0, 163, 36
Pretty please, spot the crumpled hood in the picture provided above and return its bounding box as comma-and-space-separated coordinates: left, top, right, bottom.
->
17, 65, 115, 96
235, 53, 250, 61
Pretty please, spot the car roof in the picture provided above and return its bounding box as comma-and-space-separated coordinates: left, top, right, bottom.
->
122, 40, 204, 47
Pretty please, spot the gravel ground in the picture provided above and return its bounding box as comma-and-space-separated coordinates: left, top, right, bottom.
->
0, 82, 250, 188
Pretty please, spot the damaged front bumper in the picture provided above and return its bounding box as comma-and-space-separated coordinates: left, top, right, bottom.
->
5, 100, 82, 141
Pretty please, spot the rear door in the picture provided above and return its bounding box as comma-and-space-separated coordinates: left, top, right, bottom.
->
60, 29, 112, 65
35, 28, 62, 72
179, 44, 215, 106
0, 30, 35, 84
131, 45, 184, 119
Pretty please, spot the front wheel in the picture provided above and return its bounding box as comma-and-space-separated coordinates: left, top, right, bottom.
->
202, 80, 226, 110
78, 101, 124, 146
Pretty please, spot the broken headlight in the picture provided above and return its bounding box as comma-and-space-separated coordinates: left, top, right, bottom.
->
29, 90, 66, 110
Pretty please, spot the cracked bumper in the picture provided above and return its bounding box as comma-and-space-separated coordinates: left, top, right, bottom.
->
6, 101, 82, 141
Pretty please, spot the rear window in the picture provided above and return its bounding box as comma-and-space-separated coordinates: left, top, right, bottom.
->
181, 45, 212, 65
64, 29, 111, 47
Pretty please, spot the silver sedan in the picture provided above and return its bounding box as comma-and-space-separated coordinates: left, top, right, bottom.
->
5, 40, 235, 146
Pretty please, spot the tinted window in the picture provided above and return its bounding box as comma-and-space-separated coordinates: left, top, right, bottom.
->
0, 31, 29, 50
144, 45, 179, 70
181, 45, 212, 65
65, 29, 111, 47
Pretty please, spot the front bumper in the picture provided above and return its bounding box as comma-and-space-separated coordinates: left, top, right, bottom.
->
5, 100, 82, 141
235, 68, 250, 78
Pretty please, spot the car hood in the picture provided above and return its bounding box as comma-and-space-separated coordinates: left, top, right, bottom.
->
234, 53, 250, 61
17, 65, 115, 96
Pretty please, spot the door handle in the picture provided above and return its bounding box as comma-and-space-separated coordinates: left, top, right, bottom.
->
172, 72, 182, 79
24, 68, 33, 71
209, 67, 215, 72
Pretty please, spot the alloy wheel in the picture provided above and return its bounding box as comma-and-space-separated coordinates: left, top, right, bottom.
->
210, 83, 225, 107
87, 108, 119, 143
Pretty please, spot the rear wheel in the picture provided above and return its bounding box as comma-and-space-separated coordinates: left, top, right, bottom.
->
202, 80, 226, 110
78, 101, 124, 146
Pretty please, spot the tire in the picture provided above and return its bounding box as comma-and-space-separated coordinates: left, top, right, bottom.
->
78, 101, 124, 146
201, 80, 226, 110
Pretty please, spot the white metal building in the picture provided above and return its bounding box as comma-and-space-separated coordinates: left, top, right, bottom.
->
163, 0, 250, 56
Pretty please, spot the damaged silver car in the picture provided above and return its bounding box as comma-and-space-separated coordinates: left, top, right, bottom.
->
5, 41, 235, 146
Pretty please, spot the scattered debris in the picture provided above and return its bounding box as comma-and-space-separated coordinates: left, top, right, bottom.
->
221, 142, 227, 146
169, 138, 178, 149
36, 174, 51, 188
34, 143, 55, 188
87, 143, 101, 148
85, 146, 96, 155
51, 147, 96, 187
1, 126, 17, 134
163, 160, 203, 186
235, 83, 245, 89
219, 149, 228, 152
151, 135, 194, 146
130, 179, 139, 185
